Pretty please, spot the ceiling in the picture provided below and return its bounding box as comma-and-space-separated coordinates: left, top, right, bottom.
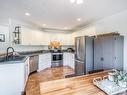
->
0, 0, 127, 31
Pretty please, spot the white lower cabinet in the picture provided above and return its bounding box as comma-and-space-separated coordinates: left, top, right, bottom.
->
63, 53, 75, 69
38, 53, 51, 71
38, 52, 74, 71
0, 57, 29, 95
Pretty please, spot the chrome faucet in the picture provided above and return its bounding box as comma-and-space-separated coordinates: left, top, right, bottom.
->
6, 47, 15, 60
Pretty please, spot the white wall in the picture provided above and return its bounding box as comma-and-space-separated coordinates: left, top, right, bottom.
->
0, 25, 10, 51
72, 26, 96, 37
72, 25, 96, 44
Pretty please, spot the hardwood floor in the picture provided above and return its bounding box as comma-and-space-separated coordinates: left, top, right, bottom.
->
25, 66, 74, 95
40, 71, 108, 95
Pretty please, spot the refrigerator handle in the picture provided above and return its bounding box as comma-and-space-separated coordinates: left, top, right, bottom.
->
76, 38, 81, 60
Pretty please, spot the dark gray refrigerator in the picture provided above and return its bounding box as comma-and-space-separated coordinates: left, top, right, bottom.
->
75, 36, 94, 76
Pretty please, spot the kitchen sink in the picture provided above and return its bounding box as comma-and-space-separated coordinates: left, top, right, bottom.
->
0, 55, 26, 63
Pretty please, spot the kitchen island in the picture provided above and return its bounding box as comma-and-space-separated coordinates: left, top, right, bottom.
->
40, 71, 121, 95
0, 56, 29, 95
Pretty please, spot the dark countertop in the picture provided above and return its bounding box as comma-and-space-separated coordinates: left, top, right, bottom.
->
0, 50, 75, 65
19, 50, 75, 56
62, 50, 75, 53
19, 50, 51, 57
0, 56, 28, 65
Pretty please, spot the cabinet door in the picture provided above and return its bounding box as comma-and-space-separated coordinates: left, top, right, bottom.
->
21, 28, 43, 45
63, 53, 69, 66
102, 36, 114, 70
69, 53, 75, 69
45, 53, 51, 68
0, 63, 25, 95
38, 53, 51, 71
113, 36, 124, 70
94, 37, 103, 70
63, 53, 75, 69
39, 54, 46, 71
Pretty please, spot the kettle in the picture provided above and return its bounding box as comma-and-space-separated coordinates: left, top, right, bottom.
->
67, 48, 74, 52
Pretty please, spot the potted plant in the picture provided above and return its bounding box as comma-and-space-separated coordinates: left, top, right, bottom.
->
108, 69, 119, 82
117, 71, 127, 87
108, 69, 127, 87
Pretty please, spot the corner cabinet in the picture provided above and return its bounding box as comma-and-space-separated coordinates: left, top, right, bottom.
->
94, 36, 124, 71
63, 52, 75, 69
38, 53, 51, 71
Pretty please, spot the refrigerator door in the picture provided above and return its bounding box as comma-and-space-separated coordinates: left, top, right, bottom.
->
75, 59, 85, 75
75, 37, 85, 61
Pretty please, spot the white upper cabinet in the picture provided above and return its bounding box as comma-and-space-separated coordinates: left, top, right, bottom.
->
20, 27, 73, 45
21, 28, 43, 45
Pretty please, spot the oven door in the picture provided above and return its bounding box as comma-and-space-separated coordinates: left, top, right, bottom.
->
51, 53, 63, 67
52, 53, 63, 61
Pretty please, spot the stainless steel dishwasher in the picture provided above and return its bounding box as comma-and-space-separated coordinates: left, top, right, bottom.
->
29, 55, 39, 74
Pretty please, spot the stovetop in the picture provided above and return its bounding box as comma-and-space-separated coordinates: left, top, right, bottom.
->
50, 50, 62, 53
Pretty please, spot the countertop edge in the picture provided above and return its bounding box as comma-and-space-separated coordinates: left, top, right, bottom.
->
0, 56, 29, 65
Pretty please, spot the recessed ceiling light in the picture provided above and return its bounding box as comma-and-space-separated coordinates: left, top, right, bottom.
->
42, 24, 46, 27
25, 13, 30, 16
77, 18, 81, 21
64, 27, 68, 29
70, 0, 83, 4
70, 0, 75, 3
76, 0, 83, 4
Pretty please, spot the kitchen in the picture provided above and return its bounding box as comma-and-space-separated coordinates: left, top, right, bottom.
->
0, 0, 127, 95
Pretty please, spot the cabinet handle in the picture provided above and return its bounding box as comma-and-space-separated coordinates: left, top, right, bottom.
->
101, 57, 104, 61
115, 56, 116, 60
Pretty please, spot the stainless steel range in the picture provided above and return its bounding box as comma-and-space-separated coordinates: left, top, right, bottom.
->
51, 51, 63, 68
